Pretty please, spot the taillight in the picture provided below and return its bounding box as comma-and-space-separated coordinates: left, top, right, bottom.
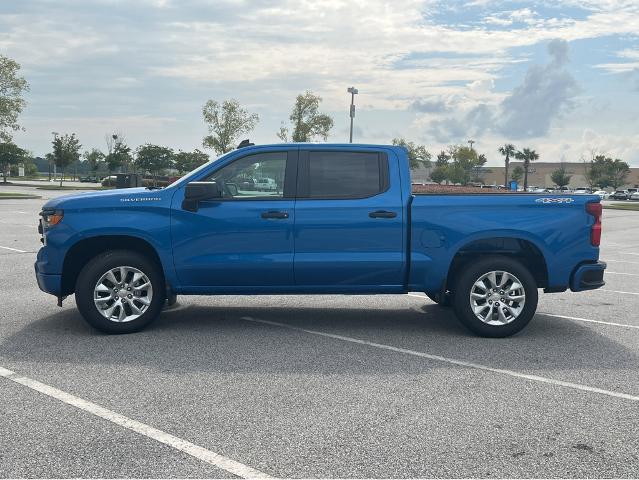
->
586, 202, 602, 246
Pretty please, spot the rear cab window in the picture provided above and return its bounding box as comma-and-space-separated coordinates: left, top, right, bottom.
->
297, 151, 389, 199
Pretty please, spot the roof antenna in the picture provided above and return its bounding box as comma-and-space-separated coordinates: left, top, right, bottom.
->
236, 139, 254, 149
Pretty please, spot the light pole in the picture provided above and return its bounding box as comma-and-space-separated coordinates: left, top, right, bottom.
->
468, 139, 475, 150
347, 87, 358, 143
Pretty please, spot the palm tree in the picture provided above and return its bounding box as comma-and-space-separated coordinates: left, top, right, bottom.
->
498, 144, 516, 188
515, 148, 539, 191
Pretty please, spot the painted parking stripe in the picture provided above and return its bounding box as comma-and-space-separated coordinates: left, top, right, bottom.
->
409, 293, 639, 329
538, 312, 639, 330
241, 317, 639, 402
0, 245, 27, 253
0, 367, 272, 479
600, 289, 639, 296
605, 271, 639, 277
603, 259, 639, 265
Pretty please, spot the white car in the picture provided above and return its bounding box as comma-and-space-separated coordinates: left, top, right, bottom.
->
254, 177, 278, 191
593, 190, 609, 199
631, 191, 639, 201
573, 188, 591, 195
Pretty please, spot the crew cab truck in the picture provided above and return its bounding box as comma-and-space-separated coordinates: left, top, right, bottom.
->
35, 144, 606, 337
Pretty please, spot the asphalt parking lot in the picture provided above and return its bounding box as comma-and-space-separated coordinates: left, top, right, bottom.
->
1, 185, 638, 478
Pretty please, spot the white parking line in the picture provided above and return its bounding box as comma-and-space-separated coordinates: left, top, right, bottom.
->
601, 289, 639, 296
0, 245, 27, 253
241, 317, 639, 402
538, 313, 639, 330
0, 367, 272, 479
409, 293, 639, 329
605, 271, 639, 277
603, 259, 639, 265
621, 252, 639, 256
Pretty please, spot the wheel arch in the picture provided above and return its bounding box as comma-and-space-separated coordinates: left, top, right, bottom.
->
61, 235, 165, 295
444, 236, 549, 295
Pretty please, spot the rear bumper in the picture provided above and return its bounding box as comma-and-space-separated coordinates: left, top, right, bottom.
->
35, 263, 62, 296
570, 261, 606, 292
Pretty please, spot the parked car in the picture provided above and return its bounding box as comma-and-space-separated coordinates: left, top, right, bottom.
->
79, 175, 100, 183
630, 191, 639, 201
100, 175, 117, 187
610, 190, 630, 200
573, 187, 592, 195
593, 190, 609, 200
254, 177, 278, 191
35, 143, 605, 338
627, 188, 638, 197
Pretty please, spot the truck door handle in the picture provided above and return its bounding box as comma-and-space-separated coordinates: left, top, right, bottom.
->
261, 210, 289, 219
369, 210, 397, 219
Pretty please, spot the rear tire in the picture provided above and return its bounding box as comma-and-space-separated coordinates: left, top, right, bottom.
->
452, 256, 538, 337
75, 250, 165, 334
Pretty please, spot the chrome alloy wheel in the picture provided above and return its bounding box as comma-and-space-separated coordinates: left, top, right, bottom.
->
93, 266, 153, 323
469, 270, 525, 325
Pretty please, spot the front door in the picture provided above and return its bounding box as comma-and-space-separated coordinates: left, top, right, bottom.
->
171, 150, 296, 289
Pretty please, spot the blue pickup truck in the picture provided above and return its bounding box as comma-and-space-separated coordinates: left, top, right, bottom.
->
35, 143, 605, 337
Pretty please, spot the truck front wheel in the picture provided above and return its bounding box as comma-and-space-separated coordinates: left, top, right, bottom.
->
75, 250, 166, 334
452, 256, 538, 337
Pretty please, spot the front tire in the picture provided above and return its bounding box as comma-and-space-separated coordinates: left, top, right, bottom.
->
75, 250, 166, 334
452, 256, 538, 337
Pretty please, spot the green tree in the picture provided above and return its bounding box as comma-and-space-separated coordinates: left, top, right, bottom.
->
498, 143, 516, 187
0, 55, 29, 142
392, 138, 431, 170
45, 152, 55, 180
585, 155, 630, 189
135, 144, 174, 185
173, 149, 209, 174
551, 166, 572, 188
277, 91, 333, 142
83, 148, 105, 176
515, 148, 539, 190
52, 133, 82, 186
106, 140, 132, 173
446, 145, 487, 185
429, 150, 450, 184
607, 158, 631, 189
511, 165, 524, 183
202, 99, 259, 155
0, 141, 27, 183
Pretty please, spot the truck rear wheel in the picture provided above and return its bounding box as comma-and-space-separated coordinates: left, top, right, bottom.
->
75, 250, 165, 334
452, 256, 538, 337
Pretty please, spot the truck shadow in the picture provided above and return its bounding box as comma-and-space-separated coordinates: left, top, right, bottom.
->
1, 297, 637, 375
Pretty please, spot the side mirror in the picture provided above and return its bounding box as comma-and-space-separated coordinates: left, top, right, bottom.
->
182, 181, 222, 212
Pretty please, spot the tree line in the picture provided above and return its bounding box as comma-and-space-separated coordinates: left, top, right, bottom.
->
0, 53, 633, 189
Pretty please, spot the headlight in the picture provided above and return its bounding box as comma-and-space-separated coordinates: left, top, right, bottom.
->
39, 209, 64, 244
41, 209, 64, 228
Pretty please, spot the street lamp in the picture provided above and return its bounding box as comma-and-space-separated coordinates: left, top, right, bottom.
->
347, 87, 358, 143
468, 139, 475, 150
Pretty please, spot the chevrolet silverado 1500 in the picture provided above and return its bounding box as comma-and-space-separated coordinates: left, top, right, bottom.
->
35, 143, 606, 337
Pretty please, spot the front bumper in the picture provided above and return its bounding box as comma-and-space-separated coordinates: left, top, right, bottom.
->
570, 261, 606, 292
35, 262, 62, 296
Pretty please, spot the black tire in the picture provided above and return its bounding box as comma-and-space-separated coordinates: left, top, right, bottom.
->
452, 256, 538, 338
75, 250, 166, 334
426, 292, 452, 307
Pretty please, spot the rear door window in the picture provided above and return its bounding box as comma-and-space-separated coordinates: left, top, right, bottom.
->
298, 151, 388, 199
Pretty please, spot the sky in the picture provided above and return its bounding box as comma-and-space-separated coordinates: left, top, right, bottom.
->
1, 0, 639, 166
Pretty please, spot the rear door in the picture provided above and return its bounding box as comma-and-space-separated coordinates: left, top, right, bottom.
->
293, 149, 405, 290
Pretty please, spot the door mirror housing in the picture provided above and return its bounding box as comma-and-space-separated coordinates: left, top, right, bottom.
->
182, 181, 222, 211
